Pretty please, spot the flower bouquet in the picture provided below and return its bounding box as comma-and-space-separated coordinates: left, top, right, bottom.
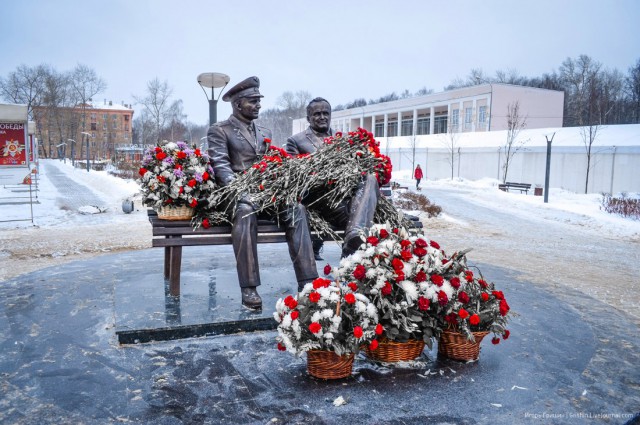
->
198, 128, 410, 235
332, 224, 442, 361
275, 277, 381, 379
435, 258, 512, 361
138, 141, 221, 221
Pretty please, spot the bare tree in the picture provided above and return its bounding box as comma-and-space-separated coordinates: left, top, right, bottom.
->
133, 78, 179, 144
501, 101, 528, 183
626, 59, 640, 123
440, 121, 461, 180
69, 64, 106, 159
0, 64, 49, 119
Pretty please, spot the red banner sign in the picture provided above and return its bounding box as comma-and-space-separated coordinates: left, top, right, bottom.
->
0, 122, 27, 166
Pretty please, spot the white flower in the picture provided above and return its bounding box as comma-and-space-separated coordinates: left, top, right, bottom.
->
399, 280, 418, 302
321, 308, 334, 319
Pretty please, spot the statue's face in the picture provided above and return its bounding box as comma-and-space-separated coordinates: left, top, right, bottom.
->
235, 97, 261, 121
307, 101, 331, 133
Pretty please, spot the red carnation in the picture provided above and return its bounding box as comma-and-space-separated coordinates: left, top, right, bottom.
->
156, 151, 167, 160
379, 229, 389, 239
400, 240, 412, 249
479, 279, 488, 288
418, 296, 430, 311
492, 337, 500, 345
438, 290, 449, 306
348, 282, 358, 291
469, 314, 480, 326
277, 342, 286, 351
375, 323, 383, 335
481, 292, 489, 302
353, 264, 366, 280
194, 149, 201, 156
284, 295, 297, 309
369, 340, 379, 351
499, 299, 510, 316
313, 278, 331, 289
155, 146, 162, 153
157, 175, 166, 183
309, 291, 321, 303
264, 138, 272, 144
430, 240, 440, 249
391, 258, 404, 271
381, 281, 392, 296
138, 167, 148, 176
309, 322, 322, 334
344, 293, 356, 304
290, 310, 299, 320
202, 218, 210, 229
353, 326, 363, 338
430, 274, 444, 286
465, 271, 474, 282
189, 198, 198, 208
392, 228, 399, 234
202, 171, 209, 180
458, 308, 469, 319
401, 250, 413, 261
177, 151, 187, 159
445, 313, 458, 324
415, 270, 427, 282
414, 238, 428, 248
458, 291, 470, 304
503, 330, 510, 340
395, 271, 405, 281
450, 277, 461, 289
323, 264, 332, 275
366, 236, 379, 246
492, 290, 505, 300
413, 247, 427, 257
187, 179, 197, 188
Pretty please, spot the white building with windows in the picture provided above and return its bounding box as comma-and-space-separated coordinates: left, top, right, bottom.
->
292, 83, 564, 137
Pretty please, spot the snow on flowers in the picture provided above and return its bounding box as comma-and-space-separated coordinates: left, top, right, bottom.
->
331, 223, 512, 345
275, 278, 380, 356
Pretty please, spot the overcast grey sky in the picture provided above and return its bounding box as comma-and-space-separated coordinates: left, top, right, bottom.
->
2, 0, 639, 126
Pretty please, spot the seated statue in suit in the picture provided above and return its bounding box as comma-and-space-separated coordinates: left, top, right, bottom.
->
285, 97, 380, 259
207, 77, 318, 309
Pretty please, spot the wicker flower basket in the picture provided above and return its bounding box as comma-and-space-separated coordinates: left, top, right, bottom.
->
157, 205, 194, 221
364, 338, 425, 362
438, 330, 490, 361
306, 350, 355, 379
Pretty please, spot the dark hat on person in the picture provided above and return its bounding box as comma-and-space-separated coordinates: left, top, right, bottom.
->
222, 76, 263, 102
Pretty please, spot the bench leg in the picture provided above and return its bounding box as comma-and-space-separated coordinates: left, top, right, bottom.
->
168, 246, 182, 297
164, 247, 170, 278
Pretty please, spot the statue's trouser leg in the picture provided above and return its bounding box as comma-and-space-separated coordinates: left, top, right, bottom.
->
232, 202, 260, 288
342, 174, 380, 256
280, 203, 319, 286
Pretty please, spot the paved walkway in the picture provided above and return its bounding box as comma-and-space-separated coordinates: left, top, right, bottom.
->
1, 243, 639, 424
42, 161, 105, 210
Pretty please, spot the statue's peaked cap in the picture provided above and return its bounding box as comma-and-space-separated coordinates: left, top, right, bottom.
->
222, 76, 263, 102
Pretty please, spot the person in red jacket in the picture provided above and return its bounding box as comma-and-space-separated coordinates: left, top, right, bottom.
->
414, 164, 424, 190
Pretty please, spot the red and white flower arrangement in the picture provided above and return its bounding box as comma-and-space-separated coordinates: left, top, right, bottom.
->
275, 278, 381, 356
331, 223, 512, 346
138, 141, 216, 211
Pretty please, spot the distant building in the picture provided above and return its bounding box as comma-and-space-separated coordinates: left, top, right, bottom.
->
33, 100, 134, 161
292, 84, 564, 137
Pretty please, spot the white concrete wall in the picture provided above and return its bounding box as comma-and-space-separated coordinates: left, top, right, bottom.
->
384, 146, 640, 194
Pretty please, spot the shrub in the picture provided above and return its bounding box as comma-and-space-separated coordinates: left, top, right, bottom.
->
600, 193, 640, 220
394, 191, 442, 217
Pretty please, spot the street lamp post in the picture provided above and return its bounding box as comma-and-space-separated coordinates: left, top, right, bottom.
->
81, 132, 92, 172
197, 72, 230, 126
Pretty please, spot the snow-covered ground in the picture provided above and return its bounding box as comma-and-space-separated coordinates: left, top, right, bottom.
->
1, 159, 639, 324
